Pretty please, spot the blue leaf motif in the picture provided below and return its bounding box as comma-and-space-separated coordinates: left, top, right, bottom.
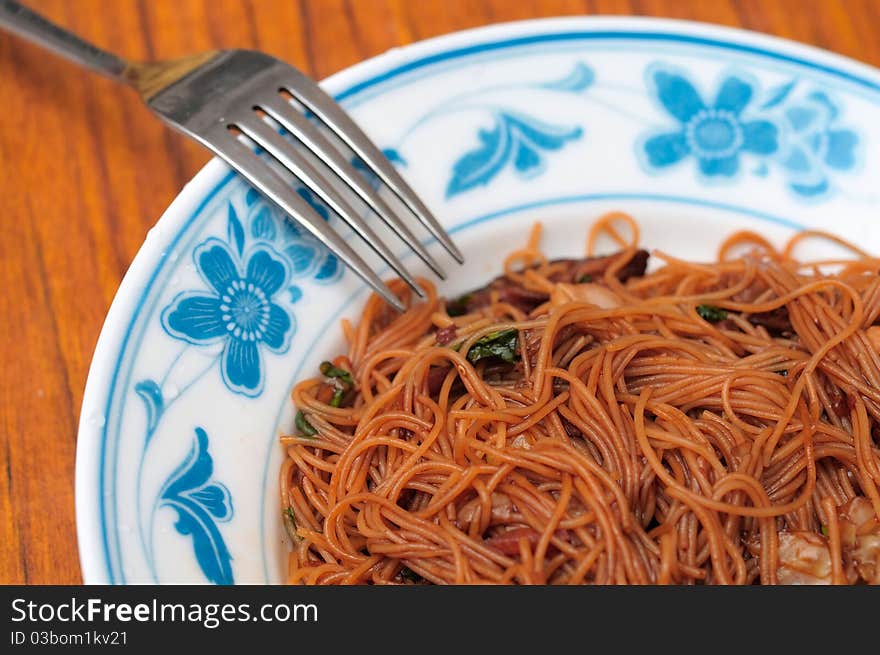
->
351, 148, 408, 191
284, 241, 321, 277
382, 148, 407, 167
188, 484, 233, 521
165, 504, 233, 585
245, 187, 260, 207
541, 62, 594, 93
163, 428, 214, 498
446, 122, 509, 197
446, 112, 582, 197
249, 205, 276, 241
288, 285, 303, 303
313, 252, 342, 282
760, 79, 797, 109
227, 203, 245, 256
514, 143, 542, 174
506, 113, 582, 154
160, 428, 234, 585
134, 380, 164, 444
296, 187, 329, 221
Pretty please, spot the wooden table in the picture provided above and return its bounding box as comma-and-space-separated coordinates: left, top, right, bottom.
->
1, 0, 878, 585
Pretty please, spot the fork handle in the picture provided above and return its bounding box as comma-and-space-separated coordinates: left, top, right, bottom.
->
0, 0, 128, 79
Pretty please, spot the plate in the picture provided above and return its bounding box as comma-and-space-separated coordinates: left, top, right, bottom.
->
76, 17, 880, 583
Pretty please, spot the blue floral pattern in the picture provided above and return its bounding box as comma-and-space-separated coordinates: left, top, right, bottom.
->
540, 61, 594, 93
144, 190, 351, 583
160, 428, 233, 585
639, 67, 861, 196
162, 236, 293, 397
642, 68, 779, 178
447, 112, 582, 196
245, 188, 343, 284
118, 51, 872, 586
352, 148, 407, 191
775, 89, 859, 197
391, 59, 861, 201
389, 62, 593, 198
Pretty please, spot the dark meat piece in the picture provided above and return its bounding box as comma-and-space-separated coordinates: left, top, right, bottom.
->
435, 325, 457, 345
425, 365, 469, 399
497, 285, 551, 313
561, 417, 582, 439
480, 359, 518, 383
426, 365, 451, 395
521, 327, 544, 368
713, 318, 738, 332
747, 307, 793, 338
616, 249, 651, 281
447, 249, 649, 315
827, 384, 849, 418
548, 249, 650, 284
521, 323, 580, 369
396, 488, 415, 510
448, 280, 546, 315
485, 527, 542, 555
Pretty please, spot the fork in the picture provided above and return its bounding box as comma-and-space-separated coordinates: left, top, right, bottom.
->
0, 0, 463, 311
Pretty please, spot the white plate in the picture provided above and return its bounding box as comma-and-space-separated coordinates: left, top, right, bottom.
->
76, 17, 880, 583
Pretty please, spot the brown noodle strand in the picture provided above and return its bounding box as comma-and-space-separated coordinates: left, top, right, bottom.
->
281, 213, 880, 584
820, 496, 845, 585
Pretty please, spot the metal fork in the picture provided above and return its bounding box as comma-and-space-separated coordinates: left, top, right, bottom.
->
0, 0, 463, 311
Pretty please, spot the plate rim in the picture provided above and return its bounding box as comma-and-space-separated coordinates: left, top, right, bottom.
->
75, 15, 880, 584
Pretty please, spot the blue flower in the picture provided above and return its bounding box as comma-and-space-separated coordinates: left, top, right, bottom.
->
776, 91, 859, 198
642, 69, 779, 178
162, 239, 293, 397
244, 193, 343, 284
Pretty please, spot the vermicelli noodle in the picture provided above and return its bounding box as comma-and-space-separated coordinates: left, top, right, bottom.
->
280, 213, 880, 585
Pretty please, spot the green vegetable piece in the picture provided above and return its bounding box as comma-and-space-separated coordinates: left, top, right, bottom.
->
578, 274, 593, 283
466, 329, 519, 364
820, 525, 829, 537
446, 293, 473, 317
295, 410, 317, 437
320, 361, 353, 387
696, 304, 728, 323
283, 508, 299, 542
330, 388, 345, 407
400, 567, 422, 582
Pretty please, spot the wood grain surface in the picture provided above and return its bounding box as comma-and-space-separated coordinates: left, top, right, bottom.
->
1, 0, 878, 585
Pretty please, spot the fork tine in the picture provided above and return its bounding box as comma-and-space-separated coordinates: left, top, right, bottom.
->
205, 128, 406, 312
277, 70, 465, 264
258, 94, 447, 279
234, 114, 425, 298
